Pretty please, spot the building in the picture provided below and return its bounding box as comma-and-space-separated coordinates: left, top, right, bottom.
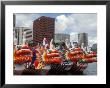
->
54, 33, 70, 43
13, 14, 17, 45
78, 33, 88, 47
13, 14, 16, 27
33, 16, 55, 44
14, 27, 33, 45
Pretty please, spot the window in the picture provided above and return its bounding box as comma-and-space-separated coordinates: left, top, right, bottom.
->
26, 31, 32, 34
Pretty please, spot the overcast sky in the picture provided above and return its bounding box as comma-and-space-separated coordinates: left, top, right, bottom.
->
15, 13, 97, 46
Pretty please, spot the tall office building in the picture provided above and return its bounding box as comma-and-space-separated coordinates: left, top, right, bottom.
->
13, 14, 16, 27
13, 14, 17, 45
33, 16, 55, 44
78, 33, 88, 47
54, 33, 70, 43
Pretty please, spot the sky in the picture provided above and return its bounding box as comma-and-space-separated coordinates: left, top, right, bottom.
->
15, 13, 97, 46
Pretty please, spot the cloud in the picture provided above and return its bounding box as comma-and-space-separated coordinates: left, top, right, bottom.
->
68, 14, 97, 33
55, 13, 97, 46
15, 13, 40, 28
55, 15, 69, 33
55, 14, 97, 34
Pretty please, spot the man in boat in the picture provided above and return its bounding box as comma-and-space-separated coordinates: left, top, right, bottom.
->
31, 46, 37, 65
57, 42, 68, 61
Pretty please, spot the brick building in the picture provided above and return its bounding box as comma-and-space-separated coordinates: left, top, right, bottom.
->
33, 16, 55, 44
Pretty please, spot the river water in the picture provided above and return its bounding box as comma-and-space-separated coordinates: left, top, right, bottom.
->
83, 62, 97, 75
14, 62, 97, 75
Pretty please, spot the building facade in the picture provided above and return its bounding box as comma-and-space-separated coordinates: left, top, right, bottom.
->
54, 33, 70, 43
14, 27, 33, 45
33, 16, 55, 44
13, 14, 16, 27
78, 33, 88, 47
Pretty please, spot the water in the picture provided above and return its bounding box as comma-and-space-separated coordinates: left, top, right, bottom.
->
14, 62, 97, 75
83, 62, 97, 75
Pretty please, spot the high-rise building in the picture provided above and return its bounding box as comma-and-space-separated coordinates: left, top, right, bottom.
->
13, 14, 16, 27
14, 27, 33, 45
13, 14, 17, 45
33, 16, 55, 44
54, 33, 70, 43
78, 33, 88, 47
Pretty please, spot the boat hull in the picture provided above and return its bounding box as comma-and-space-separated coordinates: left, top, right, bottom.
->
49, 62, 88, 74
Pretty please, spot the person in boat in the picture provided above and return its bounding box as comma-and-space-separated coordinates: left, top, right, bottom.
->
57, 42, 68, 60
31, 46, 37, 65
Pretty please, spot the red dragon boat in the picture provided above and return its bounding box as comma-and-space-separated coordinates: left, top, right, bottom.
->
14, 45, 97, 74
